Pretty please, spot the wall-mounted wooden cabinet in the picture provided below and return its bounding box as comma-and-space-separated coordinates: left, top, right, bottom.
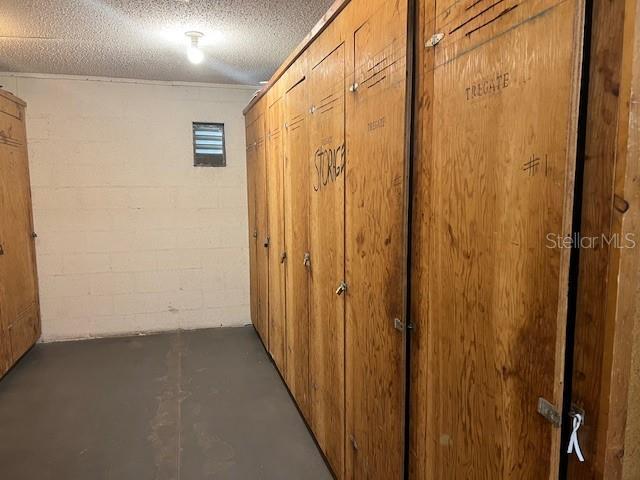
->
0, 89, 41, 378
244, 0, 640, 478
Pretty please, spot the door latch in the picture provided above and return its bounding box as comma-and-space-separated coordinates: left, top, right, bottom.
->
394, 318, 405, 331
425, 32, 445, 48
537, 397, 561, 427
336, 282, 347, 296
303, 252, 311, 269
567, 405, 585, 462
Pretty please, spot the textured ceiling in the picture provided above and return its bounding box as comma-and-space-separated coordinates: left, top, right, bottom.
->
0, 0, 335, 85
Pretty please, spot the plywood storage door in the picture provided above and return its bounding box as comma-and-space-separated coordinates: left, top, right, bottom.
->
254, 112, 270, 345
308, 43, 346, 477
283, 71, 311, 420
0, 94, 40, 377
245, 123, 259, 329
267, 97, 287, 372
344, 2, 408, 478
411, 1, 585, 478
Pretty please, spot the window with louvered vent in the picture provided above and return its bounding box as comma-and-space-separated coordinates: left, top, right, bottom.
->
193, 122, 226, 167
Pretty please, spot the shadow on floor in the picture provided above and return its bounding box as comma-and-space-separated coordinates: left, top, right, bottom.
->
0, 326, 333, 480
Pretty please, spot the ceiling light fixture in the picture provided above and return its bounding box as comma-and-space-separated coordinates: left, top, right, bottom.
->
185, 31, 204, 64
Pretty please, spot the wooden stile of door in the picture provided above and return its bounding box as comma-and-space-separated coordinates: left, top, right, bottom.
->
254, 109, 270, 345
308, 41, 346, 478
411, 1, 586, 479
0, 92, 40, 377
246, 122, 259, 329
283, 61, 312, 421
267, 95, 287, 372
344, 2, 408, 478
568, 1, 640, 478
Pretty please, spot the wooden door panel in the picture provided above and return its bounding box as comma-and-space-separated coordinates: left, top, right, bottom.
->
309, 43, 346, 478
0, 142, 40, 369
412, 1, 585, 478
267, 97, 287, 373
0, 96, 25, 147
255, 113, 270, 345
246, 122, 259, 329
0, 152, 12, 376
283, 73, 311, 420
345, 3, 407, 479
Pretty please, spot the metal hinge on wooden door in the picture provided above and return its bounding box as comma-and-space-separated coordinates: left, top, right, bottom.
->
263, 236, 270, 248
303, 252, 311, 270
336, 282, 347, 296
280, 251, 287, 263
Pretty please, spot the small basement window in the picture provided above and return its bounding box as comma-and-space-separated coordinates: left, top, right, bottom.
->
193, 122, 226, 167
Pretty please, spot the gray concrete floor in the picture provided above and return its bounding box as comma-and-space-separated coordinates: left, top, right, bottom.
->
0, 326, 332, 480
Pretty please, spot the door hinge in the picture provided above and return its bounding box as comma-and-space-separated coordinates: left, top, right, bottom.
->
263, 236, 270, 248
280, 251, 287, 263
336, 282, 347, 296
252, 229, 258, 239
309, 105, 316, 114
303, 252, 311, 269
349, 82, 359, 92
32, 232, 38, 239
425, 32, 445, 48
537, 397, 561, 427
349, 434, 359, 451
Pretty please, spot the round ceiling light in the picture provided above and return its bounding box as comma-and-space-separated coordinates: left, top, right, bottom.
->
185, 31, 204, 64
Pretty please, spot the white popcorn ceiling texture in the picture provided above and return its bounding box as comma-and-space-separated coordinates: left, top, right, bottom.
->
0, 0, 334, 85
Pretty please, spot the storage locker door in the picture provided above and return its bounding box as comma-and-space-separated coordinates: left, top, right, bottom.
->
245, 123, 259, 329
308, 43, 346, 477
0, 145, 13, 376
255, 113, 270, 345
0, 142, 40, 367
284, 74, 312, 421
267, 97, 287, 373
345, 3, 408, 479
411, 1, 585, 478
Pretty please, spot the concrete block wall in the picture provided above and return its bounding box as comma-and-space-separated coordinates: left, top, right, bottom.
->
0, 73, 257, 341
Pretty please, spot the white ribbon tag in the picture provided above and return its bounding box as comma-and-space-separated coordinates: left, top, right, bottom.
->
567, 412, 585, 462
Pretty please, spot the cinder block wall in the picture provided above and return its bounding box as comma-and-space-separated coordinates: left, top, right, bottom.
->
0, 73, 257, 341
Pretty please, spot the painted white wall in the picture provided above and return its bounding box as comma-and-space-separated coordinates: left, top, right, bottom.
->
0, 73, 257, 342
